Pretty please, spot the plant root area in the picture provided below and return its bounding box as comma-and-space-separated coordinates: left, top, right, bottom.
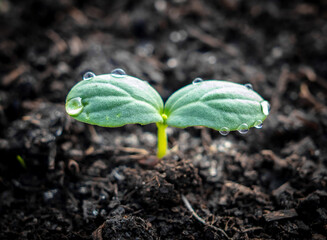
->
1, 1, 327, 239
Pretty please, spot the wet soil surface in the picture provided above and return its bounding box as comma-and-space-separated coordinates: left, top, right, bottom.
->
1, 0, 327, 239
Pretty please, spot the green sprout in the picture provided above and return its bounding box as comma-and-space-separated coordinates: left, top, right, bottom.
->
16, 155, 27, 168
65, 69, 269, 158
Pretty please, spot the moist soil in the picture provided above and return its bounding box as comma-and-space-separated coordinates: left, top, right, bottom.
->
1, 0, 327, 239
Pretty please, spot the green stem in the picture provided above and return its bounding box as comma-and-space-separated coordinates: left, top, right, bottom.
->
156, 122, 168, 158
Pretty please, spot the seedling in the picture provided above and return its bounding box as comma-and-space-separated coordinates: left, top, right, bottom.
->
65, 69, 269, 158
16, 155, 27, 168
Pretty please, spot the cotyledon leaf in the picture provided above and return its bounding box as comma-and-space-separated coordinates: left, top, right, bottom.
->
164, 80, 269, 131
65, 74, 164, 127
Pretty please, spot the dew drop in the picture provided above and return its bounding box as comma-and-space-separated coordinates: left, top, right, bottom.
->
237, 123, 249, 134
244, 83, 253, 90
111, 68, 126, 78
92, 209, 99, 216
43, 189, 58, 202
254, 120, 263, 129
66, 97, 84, 116
260, 101, 270, 116
192, 78, 203, 85
83, 72, 95, 80
99, 193, 107, 201
219, 127, 230, 136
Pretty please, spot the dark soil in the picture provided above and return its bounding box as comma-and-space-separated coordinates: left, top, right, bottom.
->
1, 0, 327, 239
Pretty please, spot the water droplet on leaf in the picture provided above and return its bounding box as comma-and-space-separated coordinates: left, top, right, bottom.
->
260, 101, 270, 116
192, 78, 203, 85
244, 83, 253, 90
237, 123, 249, 134
254, 120, 263, 129
219, 127, 230, 136
83, 72, 95, 80
66, 97, 83, 116
111, 68, 126, 78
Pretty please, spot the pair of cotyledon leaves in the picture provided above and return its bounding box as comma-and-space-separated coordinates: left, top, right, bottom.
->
65, 73, 269, 132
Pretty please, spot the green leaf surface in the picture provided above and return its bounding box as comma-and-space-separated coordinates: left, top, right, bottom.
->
65, 74, 164, 127
164, 80, 269, 131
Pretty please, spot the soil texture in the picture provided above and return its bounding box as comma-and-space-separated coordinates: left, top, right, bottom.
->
1, 0, 327, 239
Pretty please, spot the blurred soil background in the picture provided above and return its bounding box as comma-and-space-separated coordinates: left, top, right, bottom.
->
1, 0, 327, 239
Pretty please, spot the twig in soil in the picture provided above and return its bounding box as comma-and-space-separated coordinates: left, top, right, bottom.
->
48, 142, 57, 170
113, 147, 160, 165
300, 83, 327, 111
186, 27, 237, 56
181, 194, 231, 240
201, 128, 213, 154
263, 209, 298, 222
117, 147, 149, 155
92, 221, 105, 240
242, 226, 263, 233
2, 64, 27, 86
299, 65, 327, 90
271, 65, 289, 113
88, 125, 102, 144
